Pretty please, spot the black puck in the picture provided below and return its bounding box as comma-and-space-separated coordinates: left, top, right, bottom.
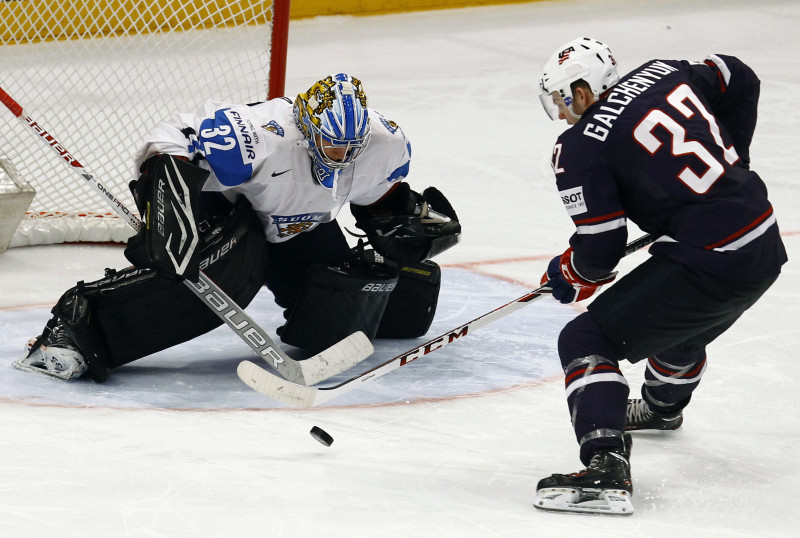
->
310, 426, 334, 447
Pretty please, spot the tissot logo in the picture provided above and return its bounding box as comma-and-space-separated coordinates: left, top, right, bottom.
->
559, 186, 587, 216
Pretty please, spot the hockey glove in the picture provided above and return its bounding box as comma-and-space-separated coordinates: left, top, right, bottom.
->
351, 184, 460, 263
540, 247, 616, 304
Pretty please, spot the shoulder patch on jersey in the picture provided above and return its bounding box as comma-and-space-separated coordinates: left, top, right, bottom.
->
387, 160, 410, 182
379, 117, 399, 134
263, 120, 285, 137
560, 186, 588, 216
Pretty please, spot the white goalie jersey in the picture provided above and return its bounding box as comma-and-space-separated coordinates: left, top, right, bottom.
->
135, 98, 412, 243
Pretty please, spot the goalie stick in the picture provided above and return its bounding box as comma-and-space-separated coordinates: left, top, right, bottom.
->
237, 233, 657, 407
0, 86, 372, 386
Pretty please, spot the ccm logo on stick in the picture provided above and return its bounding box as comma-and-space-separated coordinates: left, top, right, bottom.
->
399, 327, 469, 366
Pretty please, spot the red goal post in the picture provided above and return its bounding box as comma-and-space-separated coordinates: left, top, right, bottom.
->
0, 0, 290, 247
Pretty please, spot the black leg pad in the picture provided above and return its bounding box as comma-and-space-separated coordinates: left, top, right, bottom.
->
376, 260, 441, 339
279, 262, 399, 355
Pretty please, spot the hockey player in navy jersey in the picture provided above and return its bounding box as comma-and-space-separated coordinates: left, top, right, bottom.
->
15, 73, 460, 382
534, 37, 787, 515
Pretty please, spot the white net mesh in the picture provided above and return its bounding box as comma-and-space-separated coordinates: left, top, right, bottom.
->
0, 0, 278, 246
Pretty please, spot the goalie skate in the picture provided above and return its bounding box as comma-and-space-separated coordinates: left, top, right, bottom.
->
14, 324, 88, 380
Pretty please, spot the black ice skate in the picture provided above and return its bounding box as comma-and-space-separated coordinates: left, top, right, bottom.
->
626, 398, 683, 431
534, 438, 633, 515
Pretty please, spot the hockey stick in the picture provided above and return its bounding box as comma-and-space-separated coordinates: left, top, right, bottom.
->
0, 86, 372, 386
237, 233, 657, 406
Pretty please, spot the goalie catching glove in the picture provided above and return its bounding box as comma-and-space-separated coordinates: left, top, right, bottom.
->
351, 183, 461, 263
124, 154, 209, 282
541, 247, 617, 304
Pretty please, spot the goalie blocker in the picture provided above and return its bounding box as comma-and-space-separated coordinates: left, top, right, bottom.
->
125, 154, 208, 282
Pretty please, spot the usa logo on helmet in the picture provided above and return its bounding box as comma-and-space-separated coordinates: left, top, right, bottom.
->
558, 46, 575, 65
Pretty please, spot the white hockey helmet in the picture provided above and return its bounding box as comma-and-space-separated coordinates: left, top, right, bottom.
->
294, 73, 371, 187
539, 36, 619, 120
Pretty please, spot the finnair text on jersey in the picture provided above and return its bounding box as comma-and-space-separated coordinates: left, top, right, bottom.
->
228, 109, 257, 160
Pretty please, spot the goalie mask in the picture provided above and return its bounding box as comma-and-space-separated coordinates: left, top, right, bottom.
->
294, 73, 371, 188
539, 36, 619, 121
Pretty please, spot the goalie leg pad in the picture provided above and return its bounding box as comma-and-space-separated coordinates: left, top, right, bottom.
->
279, 262, 399, 355
45, 268, 212, 379
376, 260, 441, 339
40, 199, 267, 378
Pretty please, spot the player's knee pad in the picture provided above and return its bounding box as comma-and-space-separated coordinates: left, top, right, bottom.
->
376, 259, 441, 339
558, 313, 622, 371
278, 260, 399, 354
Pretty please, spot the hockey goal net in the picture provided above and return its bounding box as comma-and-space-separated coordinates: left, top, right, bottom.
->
0, 0, 289, 247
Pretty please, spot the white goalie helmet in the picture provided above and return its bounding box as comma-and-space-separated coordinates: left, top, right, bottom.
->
539, 36, 619, 121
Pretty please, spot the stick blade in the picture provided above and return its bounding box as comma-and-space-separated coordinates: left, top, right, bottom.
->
297, 330, 374, 386
237, 360, 319, 407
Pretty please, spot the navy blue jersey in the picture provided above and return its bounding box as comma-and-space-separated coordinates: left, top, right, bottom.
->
551, 54, 787, 282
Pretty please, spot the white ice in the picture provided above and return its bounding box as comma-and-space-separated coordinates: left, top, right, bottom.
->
1, 0, 799, 536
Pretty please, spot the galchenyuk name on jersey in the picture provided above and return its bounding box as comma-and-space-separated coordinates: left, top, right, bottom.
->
584, 61, 679, 142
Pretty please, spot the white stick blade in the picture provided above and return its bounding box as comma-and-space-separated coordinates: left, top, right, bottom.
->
237, 360, 318, 407
298, 331, 374, 386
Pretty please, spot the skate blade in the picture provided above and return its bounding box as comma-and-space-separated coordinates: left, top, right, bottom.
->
534, 487, 634, 516
13, 359, 76, 380
13, 350, 83, 381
